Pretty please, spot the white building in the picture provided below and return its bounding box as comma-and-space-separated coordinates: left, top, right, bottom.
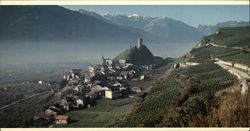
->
105, 90, 120, 99
38, 80, 43, 84
84, 77, 91, 83
76, 99, 84, 107
119, 59, 126, 66
140, 75, 145, 80
102, 56, 113, 66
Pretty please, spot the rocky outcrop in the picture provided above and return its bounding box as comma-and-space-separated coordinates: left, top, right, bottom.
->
113, 39, 162, 65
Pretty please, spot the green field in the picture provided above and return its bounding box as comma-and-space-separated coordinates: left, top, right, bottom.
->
0, 92, 54, 127
54, 97, 135, 127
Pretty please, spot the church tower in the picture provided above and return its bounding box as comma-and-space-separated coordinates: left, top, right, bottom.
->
137, 38, 143, 49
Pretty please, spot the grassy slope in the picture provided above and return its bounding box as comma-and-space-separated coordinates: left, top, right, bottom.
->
189, 46, 250, 66
55, 97, 135, 127
207, 26, 250, 47
0, 92, 54, 127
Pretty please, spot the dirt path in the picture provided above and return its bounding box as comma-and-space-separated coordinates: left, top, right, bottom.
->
210, 43, 243, 50
55, 85, 73, 97
0, 91, 50, 111
215, 61, 250, 79
210, 43, 227, 48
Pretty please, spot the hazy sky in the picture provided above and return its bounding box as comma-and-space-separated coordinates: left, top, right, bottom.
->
63, 5, 249, 27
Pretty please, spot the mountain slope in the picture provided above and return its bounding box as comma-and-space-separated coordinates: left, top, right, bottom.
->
191, 26, 250, 66
198, 21, 250, 35
110, 26, 250, 127
78, 9, 112, 24
0, 6, 155, 44
104, 14, 203, 42
201, 26, 250, 48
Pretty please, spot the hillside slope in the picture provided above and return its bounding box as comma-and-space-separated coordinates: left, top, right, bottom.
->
110, 26, 250, 127
191, 26, 250, 66
0, 6, 156, 44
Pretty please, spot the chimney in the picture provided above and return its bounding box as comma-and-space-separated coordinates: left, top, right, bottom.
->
137, 38, 143, 48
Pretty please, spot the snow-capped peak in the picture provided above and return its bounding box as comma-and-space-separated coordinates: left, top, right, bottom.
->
128, 14, 141, 17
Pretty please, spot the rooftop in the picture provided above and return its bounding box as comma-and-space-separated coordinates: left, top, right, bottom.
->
56, 115, 69, 120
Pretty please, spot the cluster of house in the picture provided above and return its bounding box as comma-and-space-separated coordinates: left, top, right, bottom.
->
33, 103, 71, 127
33, 38, 160, 127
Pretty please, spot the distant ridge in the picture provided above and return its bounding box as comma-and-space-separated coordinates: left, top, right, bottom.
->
198, 21, 250, 35
0, 6, 155, 44
103, 14, 203, 43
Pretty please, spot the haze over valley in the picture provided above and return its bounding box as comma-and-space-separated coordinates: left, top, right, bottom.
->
0, 5, 249, 128
1, 6, 249, 66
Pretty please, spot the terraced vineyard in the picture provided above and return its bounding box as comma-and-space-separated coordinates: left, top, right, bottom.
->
112, 26, 249, 127
221, 53, 250, 66
112, 61, 238, 127
111, 74, 182, 127
189, 45, 250, 66
189, 26, 250, 66
177, 62, 237, 97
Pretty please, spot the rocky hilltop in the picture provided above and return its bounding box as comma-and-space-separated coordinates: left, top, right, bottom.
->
113, 38, 163, 65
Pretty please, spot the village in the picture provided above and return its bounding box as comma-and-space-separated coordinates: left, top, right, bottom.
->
32, 39, 162, 127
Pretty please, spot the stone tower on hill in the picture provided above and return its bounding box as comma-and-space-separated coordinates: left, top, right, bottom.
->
113, 38, 163, 65
137, 38, 143, 49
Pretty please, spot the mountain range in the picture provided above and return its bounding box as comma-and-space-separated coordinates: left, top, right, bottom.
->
0, 6, 204, 45
1, 6, 248, 45
102, 14, 203, 43
198, 21, 250, 35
